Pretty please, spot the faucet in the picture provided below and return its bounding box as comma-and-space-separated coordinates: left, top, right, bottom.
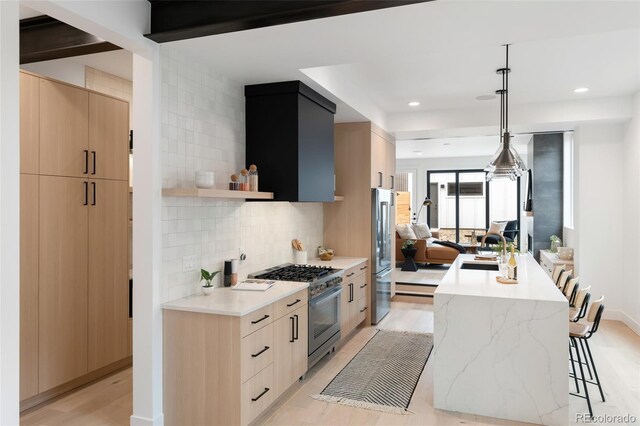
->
480, 232, 507, 258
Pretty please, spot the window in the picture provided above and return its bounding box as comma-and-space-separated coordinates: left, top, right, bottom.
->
447, 182, 484, 197
563, 132, 574, 228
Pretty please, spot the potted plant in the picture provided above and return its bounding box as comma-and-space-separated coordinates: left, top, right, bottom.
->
401, 239, 418, 258
200, 268, 220, 296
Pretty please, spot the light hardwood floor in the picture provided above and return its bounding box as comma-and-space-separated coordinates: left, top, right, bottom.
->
21, 302, 640, 425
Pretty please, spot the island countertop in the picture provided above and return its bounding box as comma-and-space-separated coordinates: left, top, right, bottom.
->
435, 253, 567, 303
161, 280, 309, 316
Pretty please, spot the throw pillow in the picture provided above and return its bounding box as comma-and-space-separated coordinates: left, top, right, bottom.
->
396, 224, 417, 239
412, 223, 432, 239
488, 221, 507, 234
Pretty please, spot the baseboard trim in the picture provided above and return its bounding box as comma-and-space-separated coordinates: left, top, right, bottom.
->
130, 413, 164, 426
620, 311, 640, 336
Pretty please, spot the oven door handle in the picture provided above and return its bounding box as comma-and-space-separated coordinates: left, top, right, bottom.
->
310, 286, 342, 306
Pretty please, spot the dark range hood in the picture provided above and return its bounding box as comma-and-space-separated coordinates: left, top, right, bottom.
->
245, 81, 336, 202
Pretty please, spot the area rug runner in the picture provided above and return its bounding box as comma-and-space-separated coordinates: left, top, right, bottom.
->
311, 329, 433, 414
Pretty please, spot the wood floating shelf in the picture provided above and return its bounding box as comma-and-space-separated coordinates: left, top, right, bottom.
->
333, 195, 345, 201
162, 188, 274, 200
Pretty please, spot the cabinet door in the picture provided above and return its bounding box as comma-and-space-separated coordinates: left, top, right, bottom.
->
20, 73, 40, 174
39, 176, 88, 392
349, 292, 360, 332
385, 140, 396, 190
340, 283, 352, 337
89, 93, 129, 181
370, 133, 385, 188
39, 80, 88, 178
292, 305, 308, 381
273, 314, 295, 397
20, 174, 39, 400
88, 179, 129, 370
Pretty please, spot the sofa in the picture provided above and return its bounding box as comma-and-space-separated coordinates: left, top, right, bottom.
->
395, 229, 459, 265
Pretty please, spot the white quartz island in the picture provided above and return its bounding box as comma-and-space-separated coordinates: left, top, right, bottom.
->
434, 254, 568, 425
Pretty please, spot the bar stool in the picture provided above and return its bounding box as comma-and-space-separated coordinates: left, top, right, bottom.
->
569, 286, 591, 322
552, 264, 566, 285
563, 277, 579, 305
569, 295, 606, 418
557, 270, 573, 292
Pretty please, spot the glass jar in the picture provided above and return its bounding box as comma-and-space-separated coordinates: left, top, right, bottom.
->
249, 165, 258, 191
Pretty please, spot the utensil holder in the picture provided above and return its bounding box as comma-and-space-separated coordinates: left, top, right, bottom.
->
294, 250, 307, 265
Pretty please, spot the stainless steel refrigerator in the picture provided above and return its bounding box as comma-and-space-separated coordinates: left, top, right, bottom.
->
371, 188, 393, 324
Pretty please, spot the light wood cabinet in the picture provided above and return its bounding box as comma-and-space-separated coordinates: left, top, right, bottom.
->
340, 261, 369, 337
20, 174, 39, 400
19, 71, 131, 408
38, 175, 89, 392
88, 179, 129, 370
324, 121, 395, 324
89, 93, 129, 181
20, 73, 40, 174
39, 79, 88, 178
164, 292, 309, 426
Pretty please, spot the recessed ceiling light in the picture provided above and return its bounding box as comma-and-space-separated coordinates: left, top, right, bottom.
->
408, 101, 420, 107
443, 143, 451, 146
574, 87, 589, 93
412, 150, 423, 155
476, 95, 496, 101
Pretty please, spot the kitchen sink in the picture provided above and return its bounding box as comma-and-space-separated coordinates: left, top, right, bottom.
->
460, 262, 499, 271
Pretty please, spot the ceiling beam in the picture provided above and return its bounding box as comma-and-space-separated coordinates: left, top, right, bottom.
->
20, 16, 121, 64
145, 0, 430, 43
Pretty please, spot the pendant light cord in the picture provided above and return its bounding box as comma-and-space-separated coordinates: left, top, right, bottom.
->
505, 44, 509, 133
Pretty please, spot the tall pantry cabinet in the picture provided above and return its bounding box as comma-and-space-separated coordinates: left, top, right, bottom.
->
19, 71, 130, 408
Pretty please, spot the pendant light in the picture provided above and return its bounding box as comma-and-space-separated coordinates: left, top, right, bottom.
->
485, 44, 527, 181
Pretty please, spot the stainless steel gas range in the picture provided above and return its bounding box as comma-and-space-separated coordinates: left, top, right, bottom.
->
249, 264, 343, 368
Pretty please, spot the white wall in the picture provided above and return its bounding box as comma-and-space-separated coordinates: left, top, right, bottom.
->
573, 123, 625, 320
622, 92, 640, 334
21, 59, 86, 86
159, 46, 323, 302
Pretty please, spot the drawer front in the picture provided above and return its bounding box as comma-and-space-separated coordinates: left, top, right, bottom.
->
241, 364, 275, 425
241, 323, 274, 383
343, 261, 368, 282
539, 257, 553, 278
274, 289, 308, 319
357, 274, 367, 301
357, 296, 367, 323
241, 304, 274, 338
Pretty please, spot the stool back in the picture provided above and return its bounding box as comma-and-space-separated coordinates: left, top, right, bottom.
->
564, 277, 579, 304
557, 270, 573, 291
552, 264, 566, 284
586, 296, 605, 335
573, 286, 591, 320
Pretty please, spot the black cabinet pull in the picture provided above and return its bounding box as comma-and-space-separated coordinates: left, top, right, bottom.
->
360, 265, 367, 271
360, 283, 367, 289
91, 182, 96, 205
349, 283, 354, 302
378, 171, 383, 188
251, 388, 270, 402
251, 346, 270, 358
294, 314, 299, 340
360, 306, 367, 313
391, 175, 395, 189
83, 181, 88, 205
286, 299, 301, 307
290, 317, 295, 343
91, 151, 96, 175
83, 150, 89, 174
346, 272, 354, 277
251, 314, 269, 324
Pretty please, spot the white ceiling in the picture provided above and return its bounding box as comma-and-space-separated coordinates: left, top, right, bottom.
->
397, 134, 531, 160
167, 1, 640, 128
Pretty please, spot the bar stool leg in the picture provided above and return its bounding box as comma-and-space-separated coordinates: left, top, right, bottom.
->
573, 337, 593, 417
569, 340, 580, 393
584, 339, 605, 402
579, 339, 593, 380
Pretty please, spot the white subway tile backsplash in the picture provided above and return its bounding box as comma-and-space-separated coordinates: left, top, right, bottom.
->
160, 46, 323, 301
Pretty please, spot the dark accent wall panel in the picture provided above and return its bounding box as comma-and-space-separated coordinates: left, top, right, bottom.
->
245, 81, 336, 202
528, 133, 564, 260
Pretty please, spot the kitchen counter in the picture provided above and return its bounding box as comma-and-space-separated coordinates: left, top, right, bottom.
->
161, 280, 308, 316
433, 253, 568, 425
304, 256, 368, 270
